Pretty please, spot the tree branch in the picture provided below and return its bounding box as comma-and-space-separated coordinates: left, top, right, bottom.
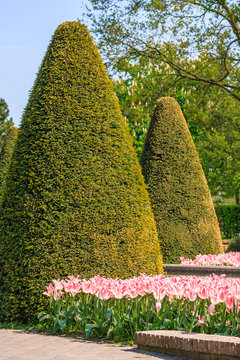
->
129, 43, 240, 102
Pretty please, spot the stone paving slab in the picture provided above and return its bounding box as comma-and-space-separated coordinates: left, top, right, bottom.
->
0, 329, 183, 360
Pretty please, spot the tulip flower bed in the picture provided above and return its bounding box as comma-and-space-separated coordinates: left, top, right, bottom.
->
39, 274, 240, 341
180, 252, 240, 267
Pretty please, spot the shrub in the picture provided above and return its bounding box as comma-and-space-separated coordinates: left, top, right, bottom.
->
227, 236, 240, 252
140, 97, 223, 263
0, 126, 18, 199
215, 205, 240, 239
0, 21, 163, 322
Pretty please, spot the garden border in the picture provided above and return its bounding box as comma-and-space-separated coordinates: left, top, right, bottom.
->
163, 264, 240, 277
134, 330, 240, 360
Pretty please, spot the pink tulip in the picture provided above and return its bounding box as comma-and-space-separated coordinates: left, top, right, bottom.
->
225, 295, 234, 310
53, 279, 64, 290
180, 252, 240, 267
210, 290, 219, 305
198, 286, 209, 300
43, 283, 54, 297
156, 301, 161, 312
197, 315, 208, 326
53, 289, 63, 301
208, 304, 215, 315
188, 290, 197, 302
218, 290, 226, 303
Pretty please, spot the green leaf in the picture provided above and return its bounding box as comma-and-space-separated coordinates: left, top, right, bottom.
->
38, 313, 53, 322
85, 324, 99, 339
56, 314, 66, 331
105, 309, 113, 319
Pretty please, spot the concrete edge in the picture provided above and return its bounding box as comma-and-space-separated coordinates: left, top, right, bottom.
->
163, 264, 240, 277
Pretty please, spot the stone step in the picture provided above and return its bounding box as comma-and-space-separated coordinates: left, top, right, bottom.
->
163, 264, 240, 277
134, 330, 240, 360
222, 239, 232, 252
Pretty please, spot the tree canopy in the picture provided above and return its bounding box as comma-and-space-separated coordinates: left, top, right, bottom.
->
197, 91, 240, 204
113, 56, 202, 157
86, 0, 240, 102
0, 98, 13, 148
113, 54, 240, 204
85, 1, 240, 202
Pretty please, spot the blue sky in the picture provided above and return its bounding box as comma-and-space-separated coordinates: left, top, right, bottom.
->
1, 0, 91, 126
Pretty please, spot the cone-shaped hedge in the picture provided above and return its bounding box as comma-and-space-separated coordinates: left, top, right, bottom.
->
0, 126, 18, 199
140, 97, 223, 263
0, 22, 163, 322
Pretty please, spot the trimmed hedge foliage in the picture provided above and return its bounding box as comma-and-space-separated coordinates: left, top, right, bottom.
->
215, 205, 240, 239
140, 97, 223, 263
0, 126, 18, 199
0, 21, 163, 322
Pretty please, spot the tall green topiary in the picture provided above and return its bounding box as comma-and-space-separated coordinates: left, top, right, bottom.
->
140, 97, 223, 263
0, 22, 162, 322
0, 126, 18, 199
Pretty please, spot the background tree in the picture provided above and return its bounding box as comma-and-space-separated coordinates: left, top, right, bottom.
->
196, 91, 240, 204
86, 0, 240, 202
86, 0, 240, 102
0, 98, 13, 148
113, 54, 240, 204
113, 55, 203, 157
0, 126, 18, 199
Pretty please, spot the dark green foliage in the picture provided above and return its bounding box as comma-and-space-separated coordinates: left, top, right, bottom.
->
0, 98, 13, 149
227, 236, 240, 252
0, 126, 18, 198
215, 205, 240, 239
0, 22, 162, 322
140, 97, 223, 263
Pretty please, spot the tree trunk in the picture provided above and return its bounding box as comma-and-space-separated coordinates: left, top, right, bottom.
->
235, 188, 240, 205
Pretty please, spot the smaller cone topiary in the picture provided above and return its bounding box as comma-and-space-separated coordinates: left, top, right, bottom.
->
0, 126, 18, 199
140, 97, 223, 263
